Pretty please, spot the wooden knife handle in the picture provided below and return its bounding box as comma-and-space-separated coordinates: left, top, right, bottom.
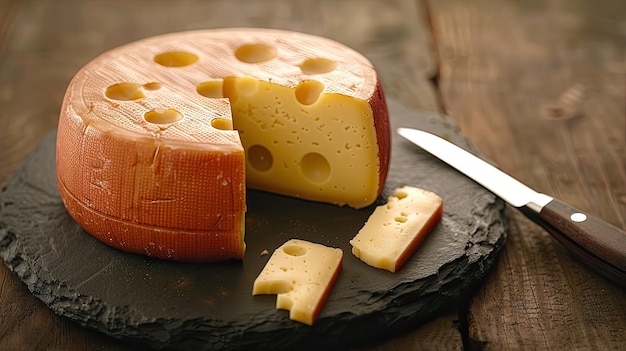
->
537, 198, 626, 286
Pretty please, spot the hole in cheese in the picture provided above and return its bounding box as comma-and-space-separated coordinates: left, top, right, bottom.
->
143, 108, 184, 124
143, 82, 162, 90
248, 145, 273, 172
197, 81, 224, 98
105, 83, 145, 101
299, 58, 338, 75
394, 215, 408, 223
211, 118, 233, 131
282, 244, 308, 256
154, 51, 199, 67
294, 80, 325, 105
237, 77, 260, 96
394, 189, 409, 200
300, 152, 330, 183
235, 43, 277, 63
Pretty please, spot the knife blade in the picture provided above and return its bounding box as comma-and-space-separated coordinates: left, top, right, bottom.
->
397, 127, 626, 287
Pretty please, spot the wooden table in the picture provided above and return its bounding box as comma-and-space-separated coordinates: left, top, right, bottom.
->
1, 0, 624, 349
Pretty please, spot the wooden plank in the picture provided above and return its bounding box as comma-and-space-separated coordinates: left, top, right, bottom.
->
0, 0, 28, 183
0, 0, 457, 350
428, 0, 626, 349
354, 311, 463, 351
0, 0, 20, 50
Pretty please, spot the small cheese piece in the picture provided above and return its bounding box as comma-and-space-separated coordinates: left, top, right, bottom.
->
350, 186, 443, 272
252, 239, 343, 325
56, 28, 389, 262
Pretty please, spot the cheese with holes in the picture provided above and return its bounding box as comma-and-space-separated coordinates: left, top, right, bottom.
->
252, 239, 343, 325
350, 186, 443, 272
56, 28, 390, 262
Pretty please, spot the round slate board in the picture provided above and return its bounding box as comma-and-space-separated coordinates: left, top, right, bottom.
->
0, 100, 508, 351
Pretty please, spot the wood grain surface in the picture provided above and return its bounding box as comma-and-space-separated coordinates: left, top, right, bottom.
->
429, 0, 626, 349
0, 0, 624, 350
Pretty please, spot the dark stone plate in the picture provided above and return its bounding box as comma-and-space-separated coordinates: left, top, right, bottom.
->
0, 100, 508, 351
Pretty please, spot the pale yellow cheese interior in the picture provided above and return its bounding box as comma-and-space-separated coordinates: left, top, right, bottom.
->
252, 239, 343, 325
197, 78, 381, 207
350, 186, 443, 272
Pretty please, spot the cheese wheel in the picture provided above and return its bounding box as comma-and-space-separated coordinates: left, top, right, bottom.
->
56, 28, 390, 262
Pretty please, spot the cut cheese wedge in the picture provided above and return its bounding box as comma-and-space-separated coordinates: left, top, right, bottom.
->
56, 28, 390, 262
252, 239, 343, 325
350, 186, 443, 272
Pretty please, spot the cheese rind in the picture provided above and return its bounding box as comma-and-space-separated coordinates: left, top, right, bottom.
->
56, 28, 389, 262
350, 186, 443, 272
252, 239, 343, 325
56, 96, 246, 261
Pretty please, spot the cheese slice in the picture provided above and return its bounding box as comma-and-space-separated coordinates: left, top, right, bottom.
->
252, 239, 343, 325
56, 28, 389, 262
350, 186, 443, 272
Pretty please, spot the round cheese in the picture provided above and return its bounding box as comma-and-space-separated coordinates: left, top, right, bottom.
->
56, 28, 390, 262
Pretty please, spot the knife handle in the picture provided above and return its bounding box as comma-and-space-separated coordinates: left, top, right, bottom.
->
536, 198, 626, 286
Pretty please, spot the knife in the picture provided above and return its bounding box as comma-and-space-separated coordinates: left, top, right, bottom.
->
397, 127, 626, 287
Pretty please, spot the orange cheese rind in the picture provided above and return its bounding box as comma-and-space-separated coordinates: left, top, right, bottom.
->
56, 28, 390, 262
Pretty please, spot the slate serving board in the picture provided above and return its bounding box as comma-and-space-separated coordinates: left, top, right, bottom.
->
0, 100, 508, 351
